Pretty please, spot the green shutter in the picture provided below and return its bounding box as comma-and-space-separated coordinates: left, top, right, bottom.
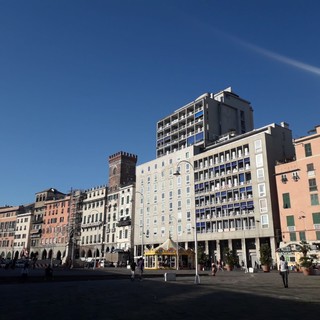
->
286, 215, 295, 227
283, 193, 291, 208
289, 232, 296, 241
299, 231, 306, 241
311, 194, 319, 206
312, 212, 320, 224
316, 231, 320, 240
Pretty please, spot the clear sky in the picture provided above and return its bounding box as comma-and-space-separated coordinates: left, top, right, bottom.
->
1, 0, 320, 206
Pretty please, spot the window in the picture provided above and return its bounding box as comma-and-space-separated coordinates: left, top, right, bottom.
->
289, 232, 297, 241
309, 179, 317, 192
258, 183, 266, 197
307, 163, 315, 176
259, 198, 267, 213
299, 231, 306, 241
283, 193, 291, 208
260, 214, 269, 228
304, 143, 312, 157
256, 168, 264, 182
255, 154, 263, 168
312, 212, 320, 225
286, 215, 295, 227
311, 194, 319, 206
254, 139, 262, 153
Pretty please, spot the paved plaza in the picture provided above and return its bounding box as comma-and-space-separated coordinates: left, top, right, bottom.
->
0, 268, 319, 320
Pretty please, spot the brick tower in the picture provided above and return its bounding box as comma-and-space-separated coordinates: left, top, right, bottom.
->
108, 151, 138, 192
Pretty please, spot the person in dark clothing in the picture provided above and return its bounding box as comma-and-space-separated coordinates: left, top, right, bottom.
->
130, 260, 137, 281
137, 258, 144, 280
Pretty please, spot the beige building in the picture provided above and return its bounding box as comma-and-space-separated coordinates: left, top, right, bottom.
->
14, 204, 33, 258
275, 125, 320, 265
80, 185, 107, 260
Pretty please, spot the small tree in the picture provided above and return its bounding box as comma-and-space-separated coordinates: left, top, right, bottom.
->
298, 241, 313, 268
260, 243, 272, 266
197, 246, 209, 266
223, 247, 237, 267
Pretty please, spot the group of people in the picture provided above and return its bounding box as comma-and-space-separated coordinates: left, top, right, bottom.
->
130, 257, 144, 281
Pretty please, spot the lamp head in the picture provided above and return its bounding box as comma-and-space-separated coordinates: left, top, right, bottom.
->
173, 170, 181, 176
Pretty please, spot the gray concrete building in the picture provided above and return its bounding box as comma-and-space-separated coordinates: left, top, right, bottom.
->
156, 87, 254, 158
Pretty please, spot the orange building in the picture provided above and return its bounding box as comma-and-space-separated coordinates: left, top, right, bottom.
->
41, 196, 71, 262
0, 206, 24, 259
275, 125, 320, 265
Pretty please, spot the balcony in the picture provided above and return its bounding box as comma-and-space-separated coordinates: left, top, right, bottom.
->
117, 217, 131, 227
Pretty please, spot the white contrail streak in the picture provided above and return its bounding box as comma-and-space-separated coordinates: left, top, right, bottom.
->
229, 34, 320, 76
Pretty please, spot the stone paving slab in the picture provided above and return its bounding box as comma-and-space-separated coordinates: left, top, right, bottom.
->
0, 268, 319, 320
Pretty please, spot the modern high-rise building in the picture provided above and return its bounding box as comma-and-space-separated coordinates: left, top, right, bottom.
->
192, 122, 294, 268
156, 87, 254, 158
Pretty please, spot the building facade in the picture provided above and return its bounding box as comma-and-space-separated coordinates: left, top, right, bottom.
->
0, 206, 23, 259
156, 87, 254, 158
80, 185, 107, 260
275, 125, 320, 264
14, 204, 33, 258
30, 188, 65, 258
105, 152, 137, 255
40, 195, 71, 262
136, 122, 295, 268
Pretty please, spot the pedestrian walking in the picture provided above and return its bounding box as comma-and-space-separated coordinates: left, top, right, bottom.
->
130, 260, 137, 281
279, 255, 289, 288
211, 261, 217, 276
137, 257, 144, 280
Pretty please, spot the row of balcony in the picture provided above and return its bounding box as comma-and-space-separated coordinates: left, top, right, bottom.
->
157, 108, 204, 131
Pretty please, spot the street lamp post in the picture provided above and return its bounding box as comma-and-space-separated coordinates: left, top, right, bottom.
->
135, 191, 145, 258
174, 159, 200, 284
170, 215, 179, 270
93, 222, 102, 270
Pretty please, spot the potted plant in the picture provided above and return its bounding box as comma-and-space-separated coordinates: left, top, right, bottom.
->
223, 247, 237, 271
260, 243, 272, 272
298, 241, 313, 275
197, 246, 209, 271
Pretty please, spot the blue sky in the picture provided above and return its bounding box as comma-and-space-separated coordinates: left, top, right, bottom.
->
1, 0, 320, 206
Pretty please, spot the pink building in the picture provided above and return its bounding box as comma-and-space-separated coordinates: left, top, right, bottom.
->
275, 125, 320, 265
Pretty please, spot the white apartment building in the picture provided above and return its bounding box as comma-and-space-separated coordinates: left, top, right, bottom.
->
80, 185, 107, 260
136, 122, 295, 268
156, 87, 254, 158
135, 146, 196, 265
105, 184, 135, 253
14, 209, 32, 258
